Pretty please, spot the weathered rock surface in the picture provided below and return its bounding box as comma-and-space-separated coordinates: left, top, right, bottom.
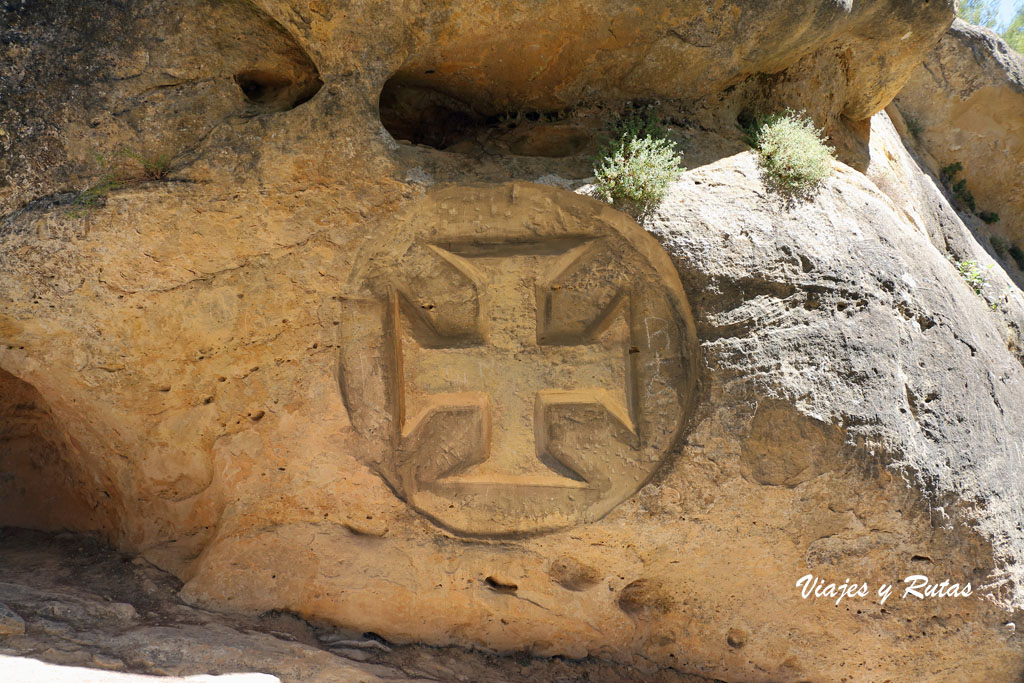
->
4, 155, 1022, 680
0, 528, 706, 682
895, 19, 1024, 264
379, 0, 953, 119
0, 601, 25, 636
1, 659, 276, 683
1, 0, 955, 217
2, 1, 1024, 682
863, 108, 1024, 350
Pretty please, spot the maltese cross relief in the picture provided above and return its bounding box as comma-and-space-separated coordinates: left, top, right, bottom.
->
340, 184, 697, 536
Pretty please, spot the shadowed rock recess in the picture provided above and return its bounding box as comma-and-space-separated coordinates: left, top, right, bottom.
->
2, 0, 1024, 681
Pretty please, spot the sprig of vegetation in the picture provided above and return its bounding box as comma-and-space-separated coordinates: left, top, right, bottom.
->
940, 162, 977, 212
904, 115, 924, 141
119, 148, 171, 180
1010, 244, 1024, 271
69, 147, 173, 217
743, 109, 834, 197
939, 161, 1001, 223
593, 107, 684, 220
957, 259, 992, 296
955, 258, 1009, 310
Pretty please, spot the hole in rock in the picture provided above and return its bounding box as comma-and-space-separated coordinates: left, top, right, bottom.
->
234, 63, 322, 113
0, 369, 111, 533
484, 576, 519, 594
726, 628, 748, 649
378, 78, 590, 157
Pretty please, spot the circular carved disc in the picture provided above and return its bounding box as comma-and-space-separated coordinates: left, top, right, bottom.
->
340, 183, 698, 537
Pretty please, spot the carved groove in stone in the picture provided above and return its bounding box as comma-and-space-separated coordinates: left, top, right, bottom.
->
392, 240, 634, 494
339, 183, 697, 537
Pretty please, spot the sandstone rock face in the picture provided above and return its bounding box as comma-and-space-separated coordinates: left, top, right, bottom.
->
4, 529, 689, 682
895, 19, 1024, 260
339, 184, 698, 536
381, 0, 953, 119
0, 369, 114, 533
3, 1, 1024, 681
1, 0, 955, 216
862, 108, 1024, 360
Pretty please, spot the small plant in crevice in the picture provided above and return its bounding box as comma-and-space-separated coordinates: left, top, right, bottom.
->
991, 236, 1010, 259
69, 147, 175, 217
954, 258, 1008, 310
940, 162, 977, 213
69, 172, 122, 218
119, 148, 172, 181
904, 114, 924, 141
742, 108, 834, 198
957, 259, 991, 296
1010, 244, 1024, 271
592, 106, 684, 220
938, 161, 1001, 225
939, 161, 962, 185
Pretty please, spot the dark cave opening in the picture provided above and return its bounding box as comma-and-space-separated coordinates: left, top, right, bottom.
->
234, 67, 323, 113
378, 77, 591, 157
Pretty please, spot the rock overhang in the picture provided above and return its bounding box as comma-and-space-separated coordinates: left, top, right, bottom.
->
3, 1, 1024, 680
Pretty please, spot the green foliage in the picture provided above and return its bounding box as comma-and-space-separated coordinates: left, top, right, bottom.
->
940, 161, 963, 184
69, 147, 173, 217
1010, 244, 1024, 271
954, 258, 1009, 310
958, 0, 1024, 53
952, 179, 977, 212
904, 115, 924, 140
957, 259, 993, 296
990, 235, 1010, 258
69, 173, 122, 218
958, 0, 999, 28
120, 148, 171, 180
939, 161, 999, 218
745, 109, 835, 196
593, 108, 684, 218
1006, 11, 1024, 53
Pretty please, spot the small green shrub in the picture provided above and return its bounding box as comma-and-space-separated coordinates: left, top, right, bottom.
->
940, 161, 963, 184
120, 148, 172, 180
904, 115, 924, 140
991, 236, 1010, 258
957, 259, 992, 296
69, 173, 123, 217
746, 109, 834, 195
952, 179, 977, 212
1009, 244, 1024, 271
593, 108, 684, 218
69, 147, 173, 217
938, 161, 1005, 219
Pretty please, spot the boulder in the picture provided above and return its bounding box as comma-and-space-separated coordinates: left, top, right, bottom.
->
895, 19, 1024, 270
2, 1, 1023, 681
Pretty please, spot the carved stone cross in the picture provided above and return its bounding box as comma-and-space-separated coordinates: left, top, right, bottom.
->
393, 240, 637, 491
340, 183, 696, 536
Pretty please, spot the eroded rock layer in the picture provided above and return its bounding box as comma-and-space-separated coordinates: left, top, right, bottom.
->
896, 19, 1024, 273
2, 1, 1023, 681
